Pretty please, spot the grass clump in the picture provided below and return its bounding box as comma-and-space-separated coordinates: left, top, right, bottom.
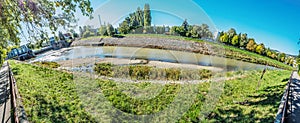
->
33, 61, 60, 68
94, 63, 113, 76
129, 65, 151, 80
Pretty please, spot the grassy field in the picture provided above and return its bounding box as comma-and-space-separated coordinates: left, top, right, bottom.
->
10, 61, 291, 122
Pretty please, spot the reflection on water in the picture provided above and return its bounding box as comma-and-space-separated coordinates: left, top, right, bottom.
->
32, 46, 277, 71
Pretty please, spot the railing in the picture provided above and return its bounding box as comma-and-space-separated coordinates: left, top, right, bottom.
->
7, 62, 28, 123
280, 71, 295, 123
8, 63, 19, 123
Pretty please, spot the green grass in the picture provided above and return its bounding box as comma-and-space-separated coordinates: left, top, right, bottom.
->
11, 61, 291, 122
10, 61, 96, 122
223, 45, 292, 70
79, 35, 111, 40
33, 61, 61, 68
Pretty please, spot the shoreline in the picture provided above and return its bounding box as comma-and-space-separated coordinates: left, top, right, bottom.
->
56, 57, 224, 72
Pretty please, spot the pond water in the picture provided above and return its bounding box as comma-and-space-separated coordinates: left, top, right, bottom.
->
31, 46, 277, 71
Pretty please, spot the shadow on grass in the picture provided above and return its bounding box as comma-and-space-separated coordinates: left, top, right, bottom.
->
207, 84, 286, 123
208, 107, 275, 123
247, 84, 286, 109
32, 94, 97, 123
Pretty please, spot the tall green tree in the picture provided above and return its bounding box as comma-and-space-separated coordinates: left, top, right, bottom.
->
255, 43, 265, 55
278, 53, 286, 62
136, 7, 144, 27
231, 35, 239, 46
99, 25, 108, 36
143, 4, 151, 27
239, 33, 248, 48
118, 21, 130, 34
181, 19, 189, 32
220, 33, 229, 44
228, 28, 237, 41
106, 24, 115, 36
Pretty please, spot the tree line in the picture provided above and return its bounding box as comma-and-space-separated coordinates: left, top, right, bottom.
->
217, 28, 294, 66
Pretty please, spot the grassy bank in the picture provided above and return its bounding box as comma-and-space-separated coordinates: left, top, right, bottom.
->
125, 34, 292, 70
10, 61, 96, 122
11, 61, 290, 122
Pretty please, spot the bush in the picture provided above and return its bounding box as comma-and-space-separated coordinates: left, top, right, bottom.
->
199, 69, 212, 79
129, 65, 151, 80
165, 68, 181, 80
94, 63, 113, 76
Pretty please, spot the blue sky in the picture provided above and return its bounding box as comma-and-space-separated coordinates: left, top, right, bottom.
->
78, 0, 300, 55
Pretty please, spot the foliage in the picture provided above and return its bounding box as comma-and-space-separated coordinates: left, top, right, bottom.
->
118, 4, 151, 34
239, 33, 248, 48
33, 61, 60, 68
143, 4, 151, 27
255, 43, 265, 55
220, 33, 229, 43
10, 61, 96, 122
231, 35, 239, 46
118, 20, 130, 34
246, 38, 257, 52
0, 0, 93, 48
106, 24, 115, 36
128, 65, 151, 80
94, 63, 113, 76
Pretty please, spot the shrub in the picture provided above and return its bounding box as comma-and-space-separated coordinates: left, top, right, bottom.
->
165, 68, 181, 80
199, 69, 212, 79
94, 63, 113, 76
129, 65, 151, 80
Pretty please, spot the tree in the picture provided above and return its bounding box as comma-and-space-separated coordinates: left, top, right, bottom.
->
106, 24, 115, 36
231, 35, 239, 46
239, 33, 248, 48
99, 25, 108, 36
228, 28, 237, 41
143, 4, 151, 27
255, 43, 265, 55
118, 21, 130, 34
181, 19, 189, 33
278, 53, 286, 62
191, 25, 201, 38
136, 7, 144, 27
0, 0, 93, 61
246, 38, 257, 52
199, 24, 212, 38
220, 33, 229, 44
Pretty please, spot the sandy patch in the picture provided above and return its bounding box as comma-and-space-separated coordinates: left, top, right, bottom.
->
57, 57, 223, 72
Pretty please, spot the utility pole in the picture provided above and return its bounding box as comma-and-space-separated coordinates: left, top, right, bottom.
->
98, 15, 102, 27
